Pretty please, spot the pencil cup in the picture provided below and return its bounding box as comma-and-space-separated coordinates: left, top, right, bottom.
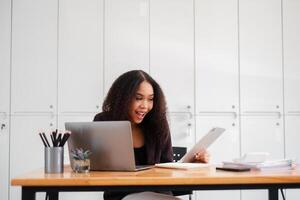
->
45, 147, 64, 173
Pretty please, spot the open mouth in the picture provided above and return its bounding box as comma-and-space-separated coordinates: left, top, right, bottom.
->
135, 111, 146, 120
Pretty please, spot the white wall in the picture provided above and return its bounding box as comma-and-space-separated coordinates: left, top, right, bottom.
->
1, 0, 300, 200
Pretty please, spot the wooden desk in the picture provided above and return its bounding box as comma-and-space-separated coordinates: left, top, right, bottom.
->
11, 166, 300, 200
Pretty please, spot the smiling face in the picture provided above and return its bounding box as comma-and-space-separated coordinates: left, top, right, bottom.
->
128, 81, 154, 124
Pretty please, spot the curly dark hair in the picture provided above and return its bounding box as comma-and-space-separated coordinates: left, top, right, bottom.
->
102, 70, 170, 146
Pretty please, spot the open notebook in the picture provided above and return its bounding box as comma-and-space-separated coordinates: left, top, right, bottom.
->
155, 162, 214, 171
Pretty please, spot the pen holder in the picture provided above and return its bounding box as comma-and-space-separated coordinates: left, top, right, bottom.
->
45, 147, 64, 173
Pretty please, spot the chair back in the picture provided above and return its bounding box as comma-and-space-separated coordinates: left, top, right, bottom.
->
172, 147, 187, 162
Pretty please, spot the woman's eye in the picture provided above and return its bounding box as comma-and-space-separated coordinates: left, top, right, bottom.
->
136, 97, 143, 100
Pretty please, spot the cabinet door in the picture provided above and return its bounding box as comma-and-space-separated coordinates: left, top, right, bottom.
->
0, 0, 10, 199
195, 116, 240, 200
283, 0, 300, 113
195, 0, 239, 112
241, 116, 284, 159
283, 1, 300, 198
149, 0, 194, 148
58, 114, 103, 200
241, 116, 284, 200
285, 115, 300, 200
169, 114, 195, 149
10, 116, 56, 200
0, 118, 9, 200
104, 0, 149, 93
150, 0, 194, 112
11, 0, 58, 113
239, 0, 283, 112
58, 0, 104, 114
0, 0, 10, 113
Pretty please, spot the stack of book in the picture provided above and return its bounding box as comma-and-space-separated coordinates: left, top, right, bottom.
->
222, 159, 294, 171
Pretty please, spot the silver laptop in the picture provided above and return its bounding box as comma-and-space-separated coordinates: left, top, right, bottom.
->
65, 121, 153, 171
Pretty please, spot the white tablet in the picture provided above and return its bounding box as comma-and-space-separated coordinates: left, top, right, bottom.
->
179, 127, 225, 163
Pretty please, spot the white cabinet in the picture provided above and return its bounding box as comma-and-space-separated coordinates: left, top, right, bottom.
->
283, 0, 300, 113
285, 116, 300, 165
10, 116, 56, 200
0, 112, 9, 200
104, 0, 149, 93
195, 116, 240, 200
239, 0, 283, 112
11, 0, 58, 113
239, 1, 283, 199
285, 116, 300, 200
0, 117, 9, 200
149, 0, 194, 147
0, 0, 11, 114
241, 116, 284, 159
150, 0, 194, 111
58, 0, 104, 114
195, 0, 239, 113
240, 116, 284, 200
283, 0, 300, 198
195, 1, 239, 199
0, 0, 11, 199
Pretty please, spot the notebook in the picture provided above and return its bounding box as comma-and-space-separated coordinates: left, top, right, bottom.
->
155, 162, 215, 171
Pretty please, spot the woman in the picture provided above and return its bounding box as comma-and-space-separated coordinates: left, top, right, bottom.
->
94, 70, 209, 200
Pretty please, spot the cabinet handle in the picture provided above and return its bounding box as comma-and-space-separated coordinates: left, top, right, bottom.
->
1, 124, 5, 130
60, 111, 97, 115
168, 111, 193, 119
168, 106, 193, 119
287, 111, 300, 116
197, 111, 237, 119
187, 123, 192, 136
13, 112, 55, 118
243, 111, 281, 118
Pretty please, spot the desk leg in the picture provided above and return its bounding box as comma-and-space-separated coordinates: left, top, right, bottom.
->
22, 187, 35, 200
47, 191, 59, 200
268, 188, 279, 200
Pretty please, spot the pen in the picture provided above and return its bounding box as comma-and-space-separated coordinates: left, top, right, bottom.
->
59, 133, 70, 147
57, 133, 62, 146
39, 131, 70, 147
53, 129, 58, 146
39, 133, 47, 147
42, 132, 51, 147
50, 134, 55, 146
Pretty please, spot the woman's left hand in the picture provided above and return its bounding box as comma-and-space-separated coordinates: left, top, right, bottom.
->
193, 148, 210, 163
